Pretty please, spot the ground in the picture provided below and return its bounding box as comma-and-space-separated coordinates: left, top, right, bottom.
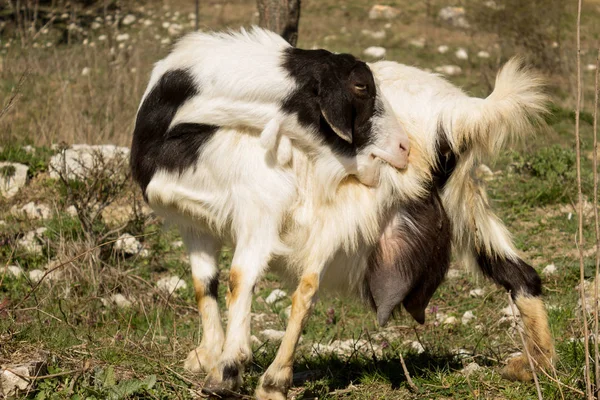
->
1, 0, 600, 398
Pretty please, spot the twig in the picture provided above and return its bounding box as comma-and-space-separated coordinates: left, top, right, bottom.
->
535, 362, 585, 396
575, 0, 594, 397
398, 350, 419, 393
507, 293, 543, 400
593, 44, 600, 398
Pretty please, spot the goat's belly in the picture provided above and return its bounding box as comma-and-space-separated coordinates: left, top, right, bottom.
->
145, 130, 298, 239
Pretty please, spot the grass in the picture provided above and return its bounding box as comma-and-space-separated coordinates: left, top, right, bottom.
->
1, 0, 600, 398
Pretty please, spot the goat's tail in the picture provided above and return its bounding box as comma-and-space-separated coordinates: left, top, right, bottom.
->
438, 58, 555, 379
440, 57, 548, 157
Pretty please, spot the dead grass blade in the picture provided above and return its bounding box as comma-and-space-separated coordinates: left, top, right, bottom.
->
593, 44, 600, 398
575, 0, 594, 397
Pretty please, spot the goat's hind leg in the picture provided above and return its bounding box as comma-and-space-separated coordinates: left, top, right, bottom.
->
181, 229, 225, 373
475, 251, 555, 381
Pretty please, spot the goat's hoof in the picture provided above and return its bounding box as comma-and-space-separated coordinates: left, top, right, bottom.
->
202, 362, 243, 397
255, 368, 291, 400
184, 346, 221, 373
501, 355, 533, 382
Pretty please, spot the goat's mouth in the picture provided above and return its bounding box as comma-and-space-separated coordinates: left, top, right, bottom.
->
371, 148, 409, 170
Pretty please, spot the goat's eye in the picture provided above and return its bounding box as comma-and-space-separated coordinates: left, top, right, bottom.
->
355, 84, 367, 91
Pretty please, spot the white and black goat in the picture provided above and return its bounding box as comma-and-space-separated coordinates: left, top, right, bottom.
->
131, 28, 553, 399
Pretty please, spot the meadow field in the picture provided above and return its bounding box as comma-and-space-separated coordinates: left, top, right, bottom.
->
1, 0, 600, 398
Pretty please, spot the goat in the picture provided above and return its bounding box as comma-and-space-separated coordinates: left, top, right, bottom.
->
131, 27, 553, 398
131, 28, 410, 399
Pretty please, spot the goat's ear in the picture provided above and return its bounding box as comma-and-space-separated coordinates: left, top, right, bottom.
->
318, 78, 354, 144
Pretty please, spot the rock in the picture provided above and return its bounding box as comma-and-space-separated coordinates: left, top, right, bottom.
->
409, 38, 426, 48
22, 145, 35, 154
363, 46, 386, 59
28, 269, 45, 283
49, 145, 129, 180
91, 21, 101, 30
0, 162, 28, 198
446, 268, 462, 279
116, 33, 130, 42
469, 288, 484, 298
461, 362, 481, 376
259, 329, 286, 342
17, 228, 47, 255
437, 45, 449, 54
18, 202, 52, 220
168, 23, 183, 37
81, 67, 90, 76
586, 64, 597, 71
409, 341, 425, 354
122, 14, 136, 25
171, 240, 184, 249
368, 5, 400, 20
114, 233, 142, 255
98, 34, 107, 41
438, 6, 469, 29
314, 339, 376, 357
162, 22, 170, 29
265, 289, 287, 304
455, 47, 469, 60
66, 205, 78, 217
475, 164, 494, 180
1, 265, 23, 278
283, 305, 292, 319
361, 29, 386, 39
477, 50, 490, 59
443, 316, 457, 325
501, 305, 520, 318
452, 348, 471, 359
461, 310, 475, 325
143, 19, 153, 26
435, 65, 462, 76
542, 263, 557, 276
102, 293, 133, 308
157, 275, 187, 294
0, 361, 47, 396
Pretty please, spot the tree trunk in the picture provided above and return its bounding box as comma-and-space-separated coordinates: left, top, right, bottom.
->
257, 0, 301, 46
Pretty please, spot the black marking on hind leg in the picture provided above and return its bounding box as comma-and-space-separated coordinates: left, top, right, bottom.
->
476, 252, 542, 298
206, 274, 219, 300
433, 123, 458, 190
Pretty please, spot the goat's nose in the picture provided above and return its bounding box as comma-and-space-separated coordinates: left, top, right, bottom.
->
399, 136, 410, 155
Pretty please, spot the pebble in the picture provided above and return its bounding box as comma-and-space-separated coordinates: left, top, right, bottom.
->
259, 329, 286, 342
363, 46, 386, 59
1, 265, 23, 278
435, 65, 462, 76
437, 45, 449, 54
542, 263, 557, 276
469, 288, 484, 297
477, 50, 490, 58
461, 310, 475, 325
122, 14, 136, 25
443, 316, 457, 325
114, 233, 142, 255
461, 362, 481, 376
265, 289, 287, 304
157, 275, 187, 294
455, 48, 469, 60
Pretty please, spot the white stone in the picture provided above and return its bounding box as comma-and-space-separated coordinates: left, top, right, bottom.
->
265, 289, 287, 304
361, 29, 386, 39
259, 329, 285, 342
109, 293, 133, 308
409, 38, 426, 48
461, 310, 475, 325
116, 33, 130, 42
98, 34, 107, 41
17, 229, 45, 254
157, 275, 187, 294
452, 348, 471, 359
66, 205, 78, 217
410, 341, 425, 354
455, 48, 469, 60
461, 362, 481, 376
161, 38, 171, 45
438, 6, 470, 29
28, 269, 44, 283
2, 265, 23, 278
22, 145, 35, 154
1, 366, 32, 395
435, 65, 462, 76
114, 233, 142, 255
91, 21, 101, 30
368, 5, 400, 19
469, 288, 484, 298
446, 269, 462, 279
363, 46, 386, 59
122, 14, 136, 25
477, 50, 490, 59
167, 24, 183, 37
81, 67, 90, 76
162, 22, 170, 29
437, 45, 449, 54
384, 22, 392, 29
17, 202, 52, 220
443, 316, 457, 325
144, 19, 153, 26
586, 64, 598, 71
171, 240, 184, 249
49, 144, 129, 180
0, 162, 28, 198
542, 263, 557, 276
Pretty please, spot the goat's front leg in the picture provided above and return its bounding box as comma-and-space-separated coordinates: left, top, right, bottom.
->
202, 245, 271, 396
255, 269, 322, 400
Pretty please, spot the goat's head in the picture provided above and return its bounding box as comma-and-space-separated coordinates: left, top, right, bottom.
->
282, 48, 410, 186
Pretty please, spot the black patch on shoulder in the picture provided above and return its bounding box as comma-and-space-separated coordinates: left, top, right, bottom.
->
476, 252, 542, 298
281, 47, 378, 155
365, 189, 452, 326
130, 69, 218, 195
433, 123, 457, 190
